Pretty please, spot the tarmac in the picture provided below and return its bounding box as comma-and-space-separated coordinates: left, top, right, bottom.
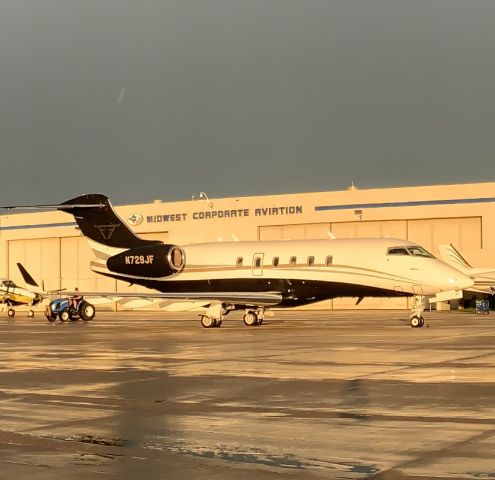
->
1, 309, 495, 479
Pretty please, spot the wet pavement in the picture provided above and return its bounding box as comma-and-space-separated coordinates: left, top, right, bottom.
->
1, 309, 495, 479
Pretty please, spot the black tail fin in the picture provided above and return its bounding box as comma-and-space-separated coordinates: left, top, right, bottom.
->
17, 263, 39, 288
59, 194, 159, 249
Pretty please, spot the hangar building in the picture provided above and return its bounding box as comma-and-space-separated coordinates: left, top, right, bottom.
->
1, 181, 494, 311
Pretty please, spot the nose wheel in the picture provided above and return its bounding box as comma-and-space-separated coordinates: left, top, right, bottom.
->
410, 315, 425, 328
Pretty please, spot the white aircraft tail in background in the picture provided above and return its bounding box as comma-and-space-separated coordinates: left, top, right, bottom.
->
437, 244, 495, 294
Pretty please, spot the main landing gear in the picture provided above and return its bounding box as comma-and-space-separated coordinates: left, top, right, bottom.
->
243, 310, 264, 327
199, 303, 229, 328
410, 295, 425, 328
200, 315, 222, 328
199, 304, 265, 328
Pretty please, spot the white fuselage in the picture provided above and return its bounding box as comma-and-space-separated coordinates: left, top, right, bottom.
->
90, 237, 473, 306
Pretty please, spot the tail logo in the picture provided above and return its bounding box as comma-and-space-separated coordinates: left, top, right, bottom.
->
95, 224, 120, 240
127, 213, 143, 226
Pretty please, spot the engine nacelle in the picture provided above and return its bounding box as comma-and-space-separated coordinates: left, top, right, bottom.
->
107, 244, 185, 278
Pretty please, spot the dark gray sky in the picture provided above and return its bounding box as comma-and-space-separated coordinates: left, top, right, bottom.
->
1, 0, 495, 206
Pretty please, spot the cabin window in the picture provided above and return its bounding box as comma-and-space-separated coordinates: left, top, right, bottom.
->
289, 256, 297, 265
254, 257, 262, 268
236, 257, 243, 267
387, 247, 410, 256
326, 255, 333, 266
307, 256, 315, 266
272, 257, 279, 267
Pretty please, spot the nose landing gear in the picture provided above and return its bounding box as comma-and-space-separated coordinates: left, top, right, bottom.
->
410, 296, 425, 328
410, 315, 425, 328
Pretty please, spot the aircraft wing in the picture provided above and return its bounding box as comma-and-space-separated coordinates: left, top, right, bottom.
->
60, 290, 284, 307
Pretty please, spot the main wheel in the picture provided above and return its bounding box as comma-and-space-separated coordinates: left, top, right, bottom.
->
243, 311, 258, 326
201, 315, 215, 328
59, 309, 70, 322
214, 318, 222, 327
28, 310, 34, 318
46, 314, 57, 323
7, 308, 15, 318
80, 301, 96, 321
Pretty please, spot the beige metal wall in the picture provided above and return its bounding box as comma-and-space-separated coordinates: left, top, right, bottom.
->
8, 238, 61, 291
260, 218, 481, 251
259, 223, 331, 240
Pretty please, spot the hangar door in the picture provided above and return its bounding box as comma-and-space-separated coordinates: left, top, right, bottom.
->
330, 220, 407, 240
8, 238, 61, 291
259, 223, 331, 240
60, 236, 115, 292
407, 217, 481, 255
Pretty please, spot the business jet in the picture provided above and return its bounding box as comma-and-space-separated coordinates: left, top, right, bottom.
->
4, 194, 473, 328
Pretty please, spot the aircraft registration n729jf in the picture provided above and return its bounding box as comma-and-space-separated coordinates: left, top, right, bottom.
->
5, 194, 473, 328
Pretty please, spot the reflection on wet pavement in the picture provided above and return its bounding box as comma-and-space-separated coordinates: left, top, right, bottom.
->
1, 310, 495, 479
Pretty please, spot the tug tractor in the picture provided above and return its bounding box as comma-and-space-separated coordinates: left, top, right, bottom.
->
45, 297, 96, 323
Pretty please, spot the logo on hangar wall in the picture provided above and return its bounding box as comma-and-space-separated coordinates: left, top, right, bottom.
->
127, 213, 143, 226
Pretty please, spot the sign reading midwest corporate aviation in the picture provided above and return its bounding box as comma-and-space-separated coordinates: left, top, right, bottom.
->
128, 205, 304, 225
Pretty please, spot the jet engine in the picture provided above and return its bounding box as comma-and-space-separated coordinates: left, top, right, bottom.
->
106, 244, 185, 278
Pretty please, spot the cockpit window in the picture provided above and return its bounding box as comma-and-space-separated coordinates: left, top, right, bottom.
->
1, 280, 16, 288
407, 246, 434, 258
387, 247, 410, 255
386, 246, 435, 258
